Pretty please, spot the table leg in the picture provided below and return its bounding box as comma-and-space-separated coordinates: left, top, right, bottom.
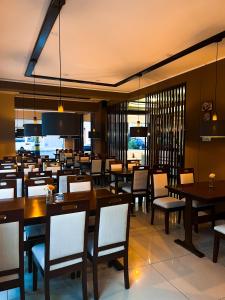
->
174, 196, 205, 258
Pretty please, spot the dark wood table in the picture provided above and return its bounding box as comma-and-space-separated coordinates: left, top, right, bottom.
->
0, 189, 113, 226
108, 169, 133, 193
167, 181, 225, 257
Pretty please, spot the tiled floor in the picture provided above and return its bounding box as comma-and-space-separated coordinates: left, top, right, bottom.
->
1, 208, 225, 299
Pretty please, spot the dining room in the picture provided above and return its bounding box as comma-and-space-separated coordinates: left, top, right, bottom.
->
1, 1, 225, 300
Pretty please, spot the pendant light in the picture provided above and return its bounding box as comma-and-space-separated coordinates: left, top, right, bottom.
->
24, 71, 42, 137
200, 40, 225, 139
42, 1, 80, 136
130, 75, 148, 137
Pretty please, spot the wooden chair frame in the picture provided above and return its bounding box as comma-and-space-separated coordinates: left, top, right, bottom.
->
0, 208, 24, 300
67, 175, 93, 193
32, 199, 89, 300
0, 172, 24, 197
88, 194, 131, 300
178, 167, 215, 233
150, 170, 184, 234
0, 180, 17, 199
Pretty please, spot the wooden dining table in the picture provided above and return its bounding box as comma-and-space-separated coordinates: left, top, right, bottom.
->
0, 188, 113, 226
167, 181, 225, 258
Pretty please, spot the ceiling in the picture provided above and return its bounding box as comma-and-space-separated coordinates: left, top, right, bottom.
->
1, 0, 225, 94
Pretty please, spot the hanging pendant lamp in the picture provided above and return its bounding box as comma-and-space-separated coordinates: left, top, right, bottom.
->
130, 75, 148, 137
42, 1, 80, 136
200, 40, 225, 139
24, 71, 43, 137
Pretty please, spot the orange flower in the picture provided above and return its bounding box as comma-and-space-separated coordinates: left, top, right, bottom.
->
47, 184, 55, 191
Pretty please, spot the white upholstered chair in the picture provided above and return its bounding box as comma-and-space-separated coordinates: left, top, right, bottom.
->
0, 172, 24, 198
0, 208, 24, 299
57, 169, 80, 193
88, 194, 131, 300
32, 199, 89, 300
150, 170, 185, 234
122, 166, 150, 212
178, 168, 215, 232
0, 165, 17, 173
25, 177, 54, 273
67, 175, 92, 193
0, 180, 17, 200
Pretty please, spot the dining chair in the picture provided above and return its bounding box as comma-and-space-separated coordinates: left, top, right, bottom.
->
87, 194, 131, 300
67, 175, 92, 193
0, 165, 17, 173
122, 166, 150, 212
23, 164, 40, 176
57, 169, 80, 193
103, 158, 115, 185
87, 159, 103, 185
126, 161, 139, 171
28, 170, 53, 180
45, 164, 61, 174
150, 170, 185, 234
79, 155, 90, 162
0, 172, 24, 197
178, 168, 215, 233
32, 199, 89, 300
213, 224, 225, 263
25, 177, 54, 273
0, 208, 24, 300
0, 180, 17, 200
25, 178, 54, 197
109, 160, 124, 194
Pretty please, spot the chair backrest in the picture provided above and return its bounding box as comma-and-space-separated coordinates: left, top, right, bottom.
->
91, 159, 102, 174
0, 180, 17, 199
28, 170, 52, 180
93, 194, 131, 257
45, 199, 89, 272
79, 156, 90, 162
23, 164, 39, 176
127, 161, 139, 171
105, 158, 115, 172
57, 169, 80, 193
109, 161, 123, 172
151, 170, 169, 198
132, 166, 149, 192
0, 165, 17, 173
67, 175, 92, 193
25, 178, 54, 197
0, 208, 24, 289
0, 172, 24, 197
46, 165, 61, 174
178, 168, 195, 185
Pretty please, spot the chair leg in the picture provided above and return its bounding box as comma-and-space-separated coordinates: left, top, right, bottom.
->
178, 210, 181, 224
165, 211, 169, 234
32, 261, 38, 291
151, 206, 155, 225
28, 247, 33, 273
44, 276, 50, 300
93, 261, 99, 300
213, 233, 220, 263
20, 282, 25, 300
82, 263, 88, 300
124, 252, 130, 289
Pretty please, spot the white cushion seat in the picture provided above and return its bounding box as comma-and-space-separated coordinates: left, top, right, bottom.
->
153, 197, 185, 209
181, 197, 214, 208
121, 183, 131, 193
32, 243, 82, 271
214, 224, 225, 235
87, 233, 124, 257
25, 224, 45, 239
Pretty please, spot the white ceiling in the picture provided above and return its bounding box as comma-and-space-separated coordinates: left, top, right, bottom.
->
0, 0, 225, 93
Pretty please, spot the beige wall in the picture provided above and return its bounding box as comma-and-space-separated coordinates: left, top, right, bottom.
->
0, 93, 15, 158
133, 58, 225, 181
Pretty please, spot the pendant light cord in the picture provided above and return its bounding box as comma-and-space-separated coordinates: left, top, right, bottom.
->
214, 42, 219, 113
58, 0, 63, 109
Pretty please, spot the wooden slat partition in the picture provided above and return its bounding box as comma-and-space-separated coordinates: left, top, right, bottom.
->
107, 101, 128, 163
146, 84, 186, 184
